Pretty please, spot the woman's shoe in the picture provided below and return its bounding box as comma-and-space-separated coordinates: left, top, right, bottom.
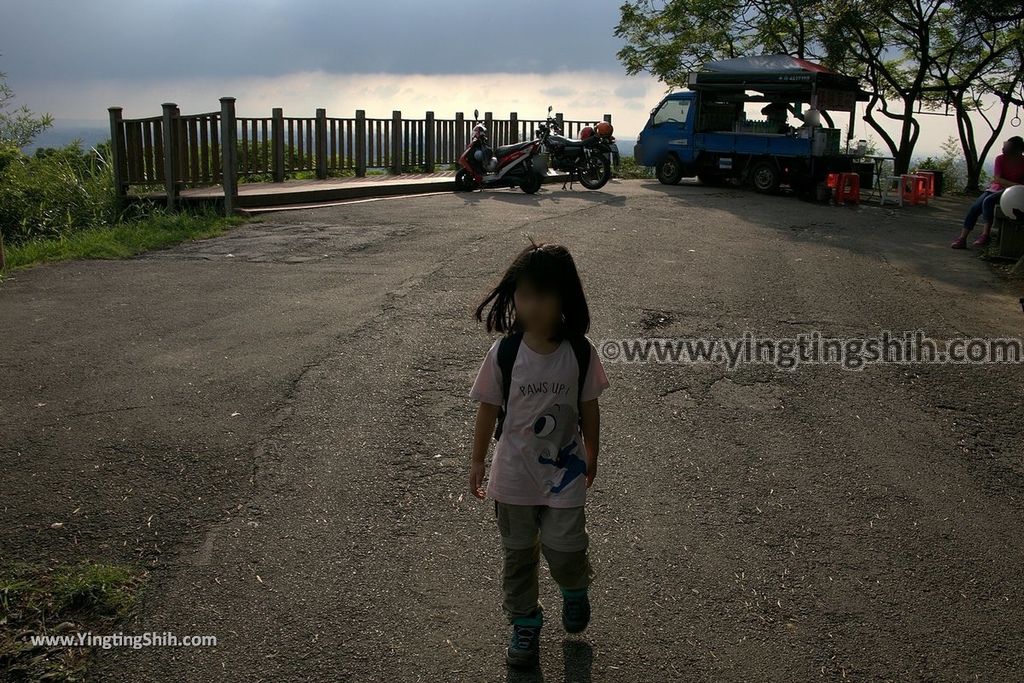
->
972, 233, 991, 247
950, 237, 967, 249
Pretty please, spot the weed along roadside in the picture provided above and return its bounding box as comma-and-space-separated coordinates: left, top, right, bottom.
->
1, 562, 147, 680
0, 210, 247, 276
0, 128, 250, 276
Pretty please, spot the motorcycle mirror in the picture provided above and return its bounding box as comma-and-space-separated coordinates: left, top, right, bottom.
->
547, 105, 553, 113
473, 109, 479, 120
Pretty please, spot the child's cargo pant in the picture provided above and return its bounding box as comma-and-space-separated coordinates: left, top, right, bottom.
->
494, 501, 595, 623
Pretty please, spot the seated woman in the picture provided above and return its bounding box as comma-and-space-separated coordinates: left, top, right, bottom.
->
952, 135, 1024, 248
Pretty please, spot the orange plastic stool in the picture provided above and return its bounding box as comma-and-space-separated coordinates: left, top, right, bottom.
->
826, 172, 840, 189
900, 174, 929, 206
914, 170, 936, 197
834, 172, 860, 205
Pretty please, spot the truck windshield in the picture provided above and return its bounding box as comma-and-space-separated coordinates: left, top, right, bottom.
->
653, 99, 690, 125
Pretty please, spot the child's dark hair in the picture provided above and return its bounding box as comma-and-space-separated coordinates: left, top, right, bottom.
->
1008, 136, 1024, 153
474, 238, 590, 340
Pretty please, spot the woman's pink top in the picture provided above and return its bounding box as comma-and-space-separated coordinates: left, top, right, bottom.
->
990, 153, 1024, 191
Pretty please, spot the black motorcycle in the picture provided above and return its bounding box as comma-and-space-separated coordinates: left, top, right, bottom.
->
536, 106, 616, 190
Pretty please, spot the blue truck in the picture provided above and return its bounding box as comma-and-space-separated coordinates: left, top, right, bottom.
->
633, 55, 870, 195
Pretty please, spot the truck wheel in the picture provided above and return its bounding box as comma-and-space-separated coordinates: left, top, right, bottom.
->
750, 161, 781, 193
656, 156, 683, 185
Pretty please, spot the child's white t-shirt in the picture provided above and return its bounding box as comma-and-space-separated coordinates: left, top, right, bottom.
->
469, 334, 610, 507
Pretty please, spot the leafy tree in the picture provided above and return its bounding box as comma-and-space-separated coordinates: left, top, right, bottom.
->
818, 0, 949, 174
925, 6, 1023, 190
0, 69, 53, 149
615, 0, 1022, 177
616, 0, 816, 89
917, 136, 974, 194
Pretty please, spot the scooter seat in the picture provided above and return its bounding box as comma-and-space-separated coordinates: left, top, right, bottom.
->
495, 140, 534, 157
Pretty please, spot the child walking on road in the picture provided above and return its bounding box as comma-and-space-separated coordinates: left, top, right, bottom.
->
468, 240, 610, 669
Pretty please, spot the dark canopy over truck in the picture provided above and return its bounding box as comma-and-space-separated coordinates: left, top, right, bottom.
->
687, 54, 870, 112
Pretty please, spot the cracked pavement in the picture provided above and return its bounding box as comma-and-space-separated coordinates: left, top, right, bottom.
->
2, 180, 1023, 681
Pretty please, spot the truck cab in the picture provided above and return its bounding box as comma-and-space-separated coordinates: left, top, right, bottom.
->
633, 55, 868, 195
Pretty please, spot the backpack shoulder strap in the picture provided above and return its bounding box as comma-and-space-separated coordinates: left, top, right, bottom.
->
568, 334, 591, 422
494, 331, 523, 441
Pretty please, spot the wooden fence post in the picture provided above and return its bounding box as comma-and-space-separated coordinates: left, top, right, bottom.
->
219, 97, 238, 215
107, 107, 127, 210
455, 112, 465, 158
391, 110, 402, 174
272, 107, 285, 183
315, 107, 328, 179
603, 113, 612, 124
355, 110, 366, 177
160, 103, 179, 211
509, 112, 518, 143
556, 112, 564, 134
484, 112, 494, 145
425, 111, 435, 172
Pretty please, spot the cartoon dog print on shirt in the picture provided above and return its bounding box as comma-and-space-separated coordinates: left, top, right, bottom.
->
533, 403, 587, 494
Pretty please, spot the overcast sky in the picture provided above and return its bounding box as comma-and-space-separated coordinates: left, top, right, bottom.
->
0, 0, 1001, 155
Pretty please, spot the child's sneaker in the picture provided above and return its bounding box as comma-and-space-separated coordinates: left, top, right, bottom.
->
505, 610, 542, 669
561, 587, 591, 633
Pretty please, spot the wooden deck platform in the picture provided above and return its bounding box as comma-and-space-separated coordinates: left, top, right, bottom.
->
140, 170, 570, 212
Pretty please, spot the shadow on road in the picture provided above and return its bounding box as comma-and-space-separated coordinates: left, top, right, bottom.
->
640, 178, 1024, 302
454, 185, 627, 208
504, 639, 593, 683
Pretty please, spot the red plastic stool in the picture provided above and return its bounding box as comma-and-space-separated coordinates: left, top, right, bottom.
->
914, 170, 936, 197
900, 174, 928, 206
826, 172, 840, 189
834, 172, 860, 205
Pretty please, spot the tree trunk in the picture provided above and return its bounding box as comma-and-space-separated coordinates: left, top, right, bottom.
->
893, 97, 920, 175
964, 159, 983, 194
863, 96, 918, 176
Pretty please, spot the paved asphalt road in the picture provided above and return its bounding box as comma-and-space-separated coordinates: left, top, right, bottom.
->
2, 180, 1023, 682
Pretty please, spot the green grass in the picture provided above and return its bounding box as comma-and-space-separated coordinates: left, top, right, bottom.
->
2, 210, 247, 274
615, 157, 654, 179
1, 561, 146, 680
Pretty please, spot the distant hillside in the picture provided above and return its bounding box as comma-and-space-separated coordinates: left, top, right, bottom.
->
21, 120, 110, 154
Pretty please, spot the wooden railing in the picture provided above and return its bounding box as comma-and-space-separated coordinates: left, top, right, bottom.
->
108, 97, 613, 214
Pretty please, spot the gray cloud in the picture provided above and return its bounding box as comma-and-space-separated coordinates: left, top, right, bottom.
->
614, 82, 649, 99
0, 0, 628, 82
